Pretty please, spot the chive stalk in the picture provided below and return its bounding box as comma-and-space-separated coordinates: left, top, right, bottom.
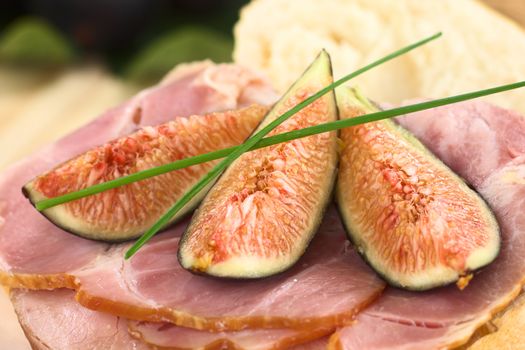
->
36, 80, 525, 217
124, 79, 525, 258
124, 33, 444, 258
36, 32, 442, 212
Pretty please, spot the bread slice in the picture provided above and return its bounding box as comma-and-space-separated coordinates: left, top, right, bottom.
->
465, 292, 525, 350
234, 0, 525, 114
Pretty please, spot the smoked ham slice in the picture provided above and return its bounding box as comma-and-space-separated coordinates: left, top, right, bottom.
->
11, 289, 148, 350
6, 206, 384, 331
129, 321, 331, 349
12, 289, 333, 350
329, 314, 476, 350
73, 207, 384, 330
292, 338, 330, 350
397, 100, 525, 189
330, 102, 525, 349
0, 61, 275, 286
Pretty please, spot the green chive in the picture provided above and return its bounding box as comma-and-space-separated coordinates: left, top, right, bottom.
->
124, 79, 525, 258
36, 32, 442, 212
123, 33, 443, 258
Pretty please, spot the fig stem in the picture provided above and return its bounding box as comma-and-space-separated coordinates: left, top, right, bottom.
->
124, 32, 444, 258
36, 32, 442, 214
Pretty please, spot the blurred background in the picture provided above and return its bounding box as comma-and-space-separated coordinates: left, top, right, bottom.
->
0, 0, 249, 169
0, 0, 250, 84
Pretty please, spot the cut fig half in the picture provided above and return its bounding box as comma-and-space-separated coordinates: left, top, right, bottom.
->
335, 87, 500, 291
23, 105, 268, 242
178, 51, 339, 278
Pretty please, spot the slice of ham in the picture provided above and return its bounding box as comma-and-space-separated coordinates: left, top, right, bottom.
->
396, 100, 525, 189
11, 289, 148, 350
12, 288, 333, 350
73, 207, 384, 330
292, 338, 330, 350
6, 205, 383, 333
129, 321, 332, 349
0, 61, 276, 282
330, 314, 476, 350
135, 60, 277, 127
331, 101, 525, 349
7, 206, 382, 331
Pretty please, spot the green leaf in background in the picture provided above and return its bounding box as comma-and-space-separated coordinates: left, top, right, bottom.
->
125, 26, 233, 85
0, 17, 75, 66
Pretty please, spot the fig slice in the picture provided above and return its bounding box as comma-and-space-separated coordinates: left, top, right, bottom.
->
23, 105, 268, 242
335, 88, 500, 291
178, 51, 338, 278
